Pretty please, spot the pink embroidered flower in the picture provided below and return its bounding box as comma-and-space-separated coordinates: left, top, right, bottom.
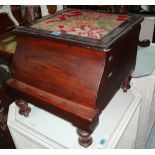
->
44, 11, 83, 24
58, 25, 64, 29
67, 26, 104, 39
116, 15, 128, 21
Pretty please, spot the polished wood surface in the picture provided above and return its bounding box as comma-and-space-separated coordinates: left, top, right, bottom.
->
97, 25, 140, 112
6, 79, 99, 132
11, 35, 105, 109
77, 128, 93, 147
15, 99, 31, 117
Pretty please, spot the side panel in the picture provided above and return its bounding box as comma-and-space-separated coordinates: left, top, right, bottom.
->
97, 25, 141, 112
11, 35, 105, 109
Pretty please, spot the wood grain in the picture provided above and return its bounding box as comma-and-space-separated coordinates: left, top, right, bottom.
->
11, 35, 105, 109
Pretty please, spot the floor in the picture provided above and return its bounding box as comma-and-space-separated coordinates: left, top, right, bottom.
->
145, 122, 155, 149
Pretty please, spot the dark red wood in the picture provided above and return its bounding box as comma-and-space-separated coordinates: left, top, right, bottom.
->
96, 25, 140, 112
5, 9, 143, 147
11, 35, 105, 109
6, 79, 99, 132
15, 99, 31, 117
121, 75, 132, 92
77, 128, 93, 147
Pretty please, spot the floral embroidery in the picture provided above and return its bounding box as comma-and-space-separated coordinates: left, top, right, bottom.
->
31, 10, 129, 39
67, 26, 104, 39
116, 15, 129, 21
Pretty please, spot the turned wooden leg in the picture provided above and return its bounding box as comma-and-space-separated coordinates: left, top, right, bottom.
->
138, 39, 150, 47
15, 99, 31, 117
77, 128, 93, 147
121, 75, 132, 92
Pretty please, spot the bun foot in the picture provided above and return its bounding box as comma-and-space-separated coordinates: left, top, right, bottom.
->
121, 75, 132, 92
138, 39, 150, 47
15, 99, 31, 117
77, 128, 93, 147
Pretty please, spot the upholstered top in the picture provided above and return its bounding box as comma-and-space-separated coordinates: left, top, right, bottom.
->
31, 10, 129, 39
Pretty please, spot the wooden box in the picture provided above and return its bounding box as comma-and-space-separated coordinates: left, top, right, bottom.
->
6, 9, 143, 147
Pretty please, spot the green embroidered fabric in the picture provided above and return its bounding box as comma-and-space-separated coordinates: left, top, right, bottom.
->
31, 10, 129, 39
